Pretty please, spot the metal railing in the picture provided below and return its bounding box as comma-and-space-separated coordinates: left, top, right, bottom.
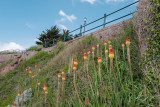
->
45, 0, 139, 47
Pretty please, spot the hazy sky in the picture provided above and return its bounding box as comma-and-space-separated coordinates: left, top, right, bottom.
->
0, 0, 137, 51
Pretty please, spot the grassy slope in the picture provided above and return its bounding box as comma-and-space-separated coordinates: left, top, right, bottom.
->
0, 22, 158, 106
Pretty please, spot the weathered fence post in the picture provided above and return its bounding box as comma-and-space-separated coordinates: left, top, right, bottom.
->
45, 40, 47, 48
80, 25, 82, 36
63, 34, 66, 42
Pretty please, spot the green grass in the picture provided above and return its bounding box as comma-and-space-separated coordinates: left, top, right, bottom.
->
0, 22, 158, 107
27, 45, 43, 51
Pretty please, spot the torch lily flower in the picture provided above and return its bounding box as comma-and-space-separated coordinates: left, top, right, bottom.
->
39, 67, 41, 71
32, 74, 34, 78
126, 38, 131, 45
74, 59, 78, 65
84, 53, 87, 60
45, 90, 48, 94
38, 81, 41, 85
122, 43, 125, 47
108, 40, 111, 44
85, 97, 89, 106
62, 75, 66, 80
58, 73, 61, 78
73, 64, 77, 70
109, 49, 114, 59
29, 70, 32, 74
35, 64, 37, 67
109, 45, 112, 50
105, 50, 108, 53
104, 41, 107, 45
26, 68, 28, 71
87, 51, 90, 54
92, 46, 95, 50
98, 57, 102, 63
13, 104, 17, 107
44, 83, 47, 91
62, 70, 65, 75
18, 91, 21, 96
29, 66, 31, 69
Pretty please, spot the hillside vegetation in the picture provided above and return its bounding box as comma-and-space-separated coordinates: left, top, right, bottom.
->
0, 22, 159, 107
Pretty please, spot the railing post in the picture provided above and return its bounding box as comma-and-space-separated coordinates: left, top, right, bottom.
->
103, 14, 106, 28
45, 40, 47, 48
80, 25, 82, 36
53, 39, 55, 46
63, 34, 66, 41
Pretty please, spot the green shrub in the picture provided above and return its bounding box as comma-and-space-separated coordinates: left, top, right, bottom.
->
27, 45, 43, 51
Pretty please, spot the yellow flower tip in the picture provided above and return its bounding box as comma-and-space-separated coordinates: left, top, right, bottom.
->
105, 50, 108, 53
58, 73, 61, 78
38, 82, 41, 85
122, 43, 125, 47
73, 64, 77, 70
62, 75, 66, 80
109, 49, 114, 59
74, 59, 78, 65
92, 46, 95, 50
108, 40, 111, 44
109, 45, 112, 50
126, 38, 131, 45
104, 41, 107, 45
44, 90, 48, 94
98, 57, 102, 63
62, 70, 65, 75
92, 50, 94, 53
97, 44, 99, 47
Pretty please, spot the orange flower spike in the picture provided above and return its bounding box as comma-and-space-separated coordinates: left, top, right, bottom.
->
126, 38, 130, 45
35, 64, 37, 68
45, 90, 48, 94
108, 40, 111, 44
58, 73, 61, 78
29, 70, 32, 74
29, 66, 31, 69
84, 53, 87, 60
39, 67, 41, 71
73, 64, 77, 70
87, 51, 90, 55
13, 104, 17, 107
92, 46, 95, 50
98, 57, 102, 63
74, 59, 78, 65
62, 70, 65, 75
26, 68, 28, 71
109, 49, 114, 59
109, 45, 112, 50
44, 83, 47, 90
122, 43, 125, 47
18, 91, 21, 96
104, 41, 107, 45
62, 75, 66, 80
85, 97, 89, 106
32, 74, 34, 78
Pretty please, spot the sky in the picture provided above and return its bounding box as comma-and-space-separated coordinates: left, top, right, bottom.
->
0, 0, 138, 51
